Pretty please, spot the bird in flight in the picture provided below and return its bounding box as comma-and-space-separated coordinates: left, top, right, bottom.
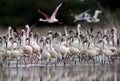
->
71, 9, 102, 23
38, 2, 63, 24
70, 9, 91, 23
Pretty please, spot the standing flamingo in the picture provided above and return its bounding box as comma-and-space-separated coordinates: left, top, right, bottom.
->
38, 2, 63, 24
21, 29, 33, 64
29, 32, 40, 64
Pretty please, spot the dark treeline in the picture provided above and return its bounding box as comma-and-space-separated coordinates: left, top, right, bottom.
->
0, 0, 120, 27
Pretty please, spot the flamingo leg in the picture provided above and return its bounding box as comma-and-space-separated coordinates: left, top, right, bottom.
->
34, 55, 39, 64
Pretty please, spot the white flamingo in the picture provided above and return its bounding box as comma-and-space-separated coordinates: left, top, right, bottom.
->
72, 10, 102, 23
38, 2, 63, 24
86, 10, 102, 23
47, 35, 58, 61
42, 40, 51, 65
111, 27, 117, 46
92, 10, 102, 22
86, 40, 100, 63
70, 9, 91, 23
3, 26, 12, 50
11, 40, 21, 67
99, 36, 117, 63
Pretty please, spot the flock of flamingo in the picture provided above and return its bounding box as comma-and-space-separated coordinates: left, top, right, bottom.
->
0, 23, 119, 67
0, 1, 119, 67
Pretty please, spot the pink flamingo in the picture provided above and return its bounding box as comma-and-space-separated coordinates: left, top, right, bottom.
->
38, 2, 63, 24
29, 32, 40, 64
21, 29, 33, 64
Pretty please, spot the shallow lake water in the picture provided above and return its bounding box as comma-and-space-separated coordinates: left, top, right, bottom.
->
0, 64, 120, 81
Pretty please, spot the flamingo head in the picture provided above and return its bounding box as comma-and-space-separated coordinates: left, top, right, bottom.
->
96, 10, 102, 14
83, 39, 88, 44
39, 18, 43, 21
8, 26, 12, 31
29, 32, 33, 38
25, 24, 29, 30
8, 26, 13, 34
111, 27, 117, 34
54, 19, 59, 22
9, 37, 14, 42
98, 39, 103, 43
21, 29, 25, 36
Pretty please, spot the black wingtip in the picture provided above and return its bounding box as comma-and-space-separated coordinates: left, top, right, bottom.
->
38, 7, 42, 12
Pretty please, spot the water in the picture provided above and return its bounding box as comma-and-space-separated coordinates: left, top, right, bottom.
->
0, 64, 120, 81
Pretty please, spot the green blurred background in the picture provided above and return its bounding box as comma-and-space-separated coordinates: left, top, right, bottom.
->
0, 0, 120, 27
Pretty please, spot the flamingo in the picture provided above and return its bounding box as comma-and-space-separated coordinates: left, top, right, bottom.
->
70, 9, 91, 23
21, 29, 33, 64
111, 27, 117, 46
46, 35, 58, 64
99, 36, 117, 63
71, 9, 102, 23
38, 2, 63, 24
29, 32, 40, 63
42, 39, 51, 65
11, 39, 22, 67
3, 26, 12, 50
86, 10, 102, 23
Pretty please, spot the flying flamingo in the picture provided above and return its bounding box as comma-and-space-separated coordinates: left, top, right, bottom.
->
70, 9, 91, 23
38, 2, 63, 24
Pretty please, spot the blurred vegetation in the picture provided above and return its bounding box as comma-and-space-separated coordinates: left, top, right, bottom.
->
0, 0, 120, 27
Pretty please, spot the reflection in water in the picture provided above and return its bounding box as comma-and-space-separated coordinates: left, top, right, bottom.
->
0, 64, 120, 81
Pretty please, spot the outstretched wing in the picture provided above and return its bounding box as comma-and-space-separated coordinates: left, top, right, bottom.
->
78, 9, 91, 17
38, 8, 50, 19
29, 22, 37, 33
51, 2, 63, 19
84, 9, 91, 13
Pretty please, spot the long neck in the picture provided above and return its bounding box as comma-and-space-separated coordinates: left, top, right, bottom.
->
26, 27, 30, 38
40, 18, 48, 22
104, 29, 107, 35
77, 24, 81, 36
113, 28, 117, 46
30, 33, 34, 45
64, 26, 68, 36
93, 11, 100, 19
49, 35, 53, 49
21, 32, 26, 47
8, 27, 11, 40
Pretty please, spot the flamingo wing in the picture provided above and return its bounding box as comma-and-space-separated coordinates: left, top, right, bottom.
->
84, 9, 91, 13
38, 8, 50, 19
51, 2, 63, 19
78, 9, 91, 18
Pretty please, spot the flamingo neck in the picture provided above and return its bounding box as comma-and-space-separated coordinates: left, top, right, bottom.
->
39, 18, 48, 22
104, 29, 107, 35
49, 35, 53, 49
26, 27, 30, 38
8, 27, 11, 40
113, 28, 117, 46
30, 33, 34, 45
93, 11, 100, 19
64, 26, 68, 36
77, 24, 81, 36
103, 38, 108, 48
21, 31, 26, 47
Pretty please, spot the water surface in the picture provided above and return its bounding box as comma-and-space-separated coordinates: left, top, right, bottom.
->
0, 64, 120, 81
